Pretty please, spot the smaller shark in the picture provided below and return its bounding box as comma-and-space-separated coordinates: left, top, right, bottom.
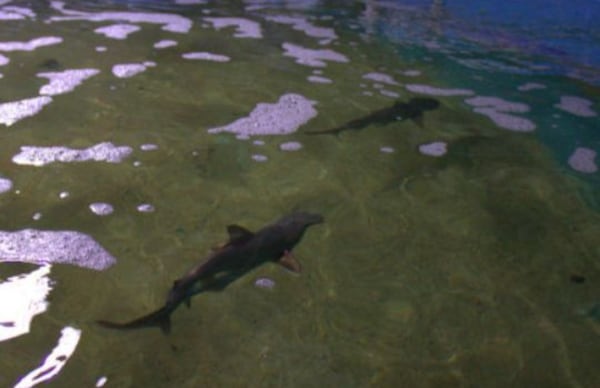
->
305, 97, 440, 136
97, 212, 323, 334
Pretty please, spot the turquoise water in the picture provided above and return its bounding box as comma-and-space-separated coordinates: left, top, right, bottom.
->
0, 1, 599, 387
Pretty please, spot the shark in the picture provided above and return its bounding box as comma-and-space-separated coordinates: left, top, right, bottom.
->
97, 212, 323, 334
305, 97, 440, 136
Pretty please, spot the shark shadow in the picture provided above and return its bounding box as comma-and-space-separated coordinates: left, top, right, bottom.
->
305, 97, 440, 136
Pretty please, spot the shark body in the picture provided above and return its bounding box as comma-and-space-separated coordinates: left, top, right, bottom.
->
305, 97, 440, 136
97, 212, 323, 334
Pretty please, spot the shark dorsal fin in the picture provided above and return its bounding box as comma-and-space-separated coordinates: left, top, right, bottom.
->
226, 225, 254, 245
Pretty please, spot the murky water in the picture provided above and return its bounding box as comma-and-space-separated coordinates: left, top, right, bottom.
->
1, 1, 599, 387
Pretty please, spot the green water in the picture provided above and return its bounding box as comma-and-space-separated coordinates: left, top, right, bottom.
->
0, 2, 599, 387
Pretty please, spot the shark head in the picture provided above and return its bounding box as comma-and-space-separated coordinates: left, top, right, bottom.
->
279, 211, 324, 228
409, 97, 440, 111
275, 211, 324, 246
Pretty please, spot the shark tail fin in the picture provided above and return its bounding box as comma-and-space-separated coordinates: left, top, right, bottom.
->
97, 305, 173, 335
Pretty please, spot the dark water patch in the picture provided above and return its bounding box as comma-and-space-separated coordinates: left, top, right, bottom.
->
38, 58, 62, 70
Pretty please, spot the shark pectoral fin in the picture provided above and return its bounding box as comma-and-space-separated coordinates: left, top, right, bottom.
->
226, 225, 254, 245
278, 251, 302, 273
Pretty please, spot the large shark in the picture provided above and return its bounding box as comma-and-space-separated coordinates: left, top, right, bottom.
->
97, 212, 323, 334
305, 97, 440, 136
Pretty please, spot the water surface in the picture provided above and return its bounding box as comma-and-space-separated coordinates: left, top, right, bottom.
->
0, 1, 599, 387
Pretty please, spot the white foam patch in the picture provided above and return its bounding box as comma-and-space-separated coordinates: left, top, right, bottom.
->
555, 96, 597, 117
252, 154, 268, 162
95, 46, 107, 52
0, 53, 8, 66
264, 15, 337, 43
112, 62, 155, 78
0, 96, 53, 127
402, 70, 421, 77
307, 75, 332, 84
12, 142, 133, 166
204, 17, 262, 38
473, 107, 536, 132
464, 96, 535, 132
464, 96, 530, 113
363, 72, 399, 86
245, 4, 266, 12
140, 143, 158, 151
0, 265, 52, 342
0, 229, 116, 270
175, 0, 207, 4
14, 326, 81, 388
37, 68, 100, 96
380, 90, 400, 98
96, 376, 108, 387
94, 23, 141, 40
406, 84, 474, 96
280, 141, 302, 151
7, 6, 35, 17
0, 5, 35, 20
182, 52, 231, 62
49, 1, 74, 13
208, 93, 317, 136
0, 36, 63, 52
517, 82, 546, 92
0, 9, 26, 20
0, 177, 12, 193
49, 3, 192, 33
380, 146, 395, 153
136, 203, 154, 213
419, 141, 447, 157
454, 57, 531, 75
282, 42, 348, 67
568, 147, 598, 173
89, 202, 113, 216
154, 39, 177, 49
0, 12, 23, 21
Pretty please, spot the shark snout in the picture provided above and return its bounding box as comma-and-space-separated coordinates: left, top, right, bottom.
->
296, 212, 324, 226
280, 211, 324, 228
